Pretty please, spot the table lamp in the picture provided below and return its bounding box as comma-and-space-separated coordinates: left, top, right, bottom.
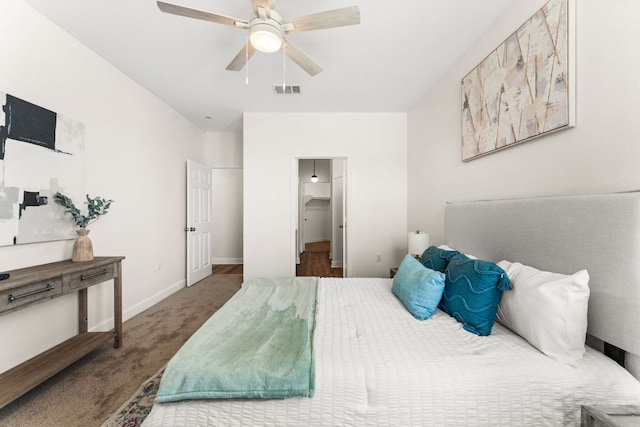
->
408, 230, 429, 259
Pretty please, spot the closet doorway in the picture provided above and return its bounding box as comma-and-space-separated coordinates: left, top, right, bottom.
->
295, 158, 347, 278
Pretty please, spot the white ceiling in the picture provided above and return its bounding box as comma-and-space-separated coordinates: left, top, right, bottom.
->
23, 0, 512, 132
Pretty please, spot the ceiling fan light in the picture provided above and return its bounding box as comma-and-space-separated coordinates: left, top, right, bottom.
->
250, 23, 282, 53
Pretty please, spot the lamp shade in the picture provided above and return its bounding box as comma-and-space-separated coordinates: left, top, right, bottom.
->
408, 231, 429, 257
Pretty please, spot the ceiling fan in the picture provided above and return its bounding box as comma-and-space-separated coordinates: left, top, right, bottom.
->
156, 0, 360, 76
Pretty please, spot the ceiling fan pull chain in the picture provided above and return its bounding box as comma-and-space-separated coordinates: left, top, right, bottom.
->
282, 43, 286, 91
245, 36, 249, 85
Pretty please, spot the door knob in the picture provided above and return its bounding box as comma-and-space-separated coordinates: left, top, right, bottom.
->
184, 227, 196, 232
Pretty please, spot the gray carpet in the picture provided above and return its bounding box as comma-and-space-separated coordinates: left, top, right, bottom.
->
0, 273, 242, 427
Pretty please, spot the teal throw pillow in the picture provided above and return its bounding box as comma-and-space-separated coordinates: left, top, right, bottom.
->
392, 254, 446, 320
420, 246, 460, 272
440, 254, 511, 336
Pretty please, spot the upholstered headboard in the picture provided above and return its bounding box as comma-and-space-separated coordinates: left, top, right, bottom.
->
445, 191, 640, 373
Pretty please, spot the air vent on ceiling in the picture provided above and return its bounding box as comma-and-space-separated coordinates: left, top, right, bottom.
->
273, 85, 301, 95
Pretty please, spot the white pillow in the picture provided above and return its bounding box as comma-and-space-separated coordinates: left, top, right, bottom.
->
496, 260, 590, 365
437, 244, 478, 260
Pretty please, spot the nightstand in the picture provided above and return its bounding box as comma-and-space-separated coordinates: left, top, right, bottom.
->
390, 268, 398, 278
581, 405, 640, 426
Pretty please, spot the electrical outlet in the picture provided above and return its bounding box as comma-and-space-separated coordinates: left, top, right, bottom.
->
376, 253, 382, 262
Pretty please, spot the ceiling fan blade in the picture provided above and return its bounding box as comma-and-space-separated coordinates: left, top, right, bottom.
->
284, 5, 360, 34
284, 40, 322, 76
226, 42, 257, 71
251, 0, 271, 18
157, 1, 248, 28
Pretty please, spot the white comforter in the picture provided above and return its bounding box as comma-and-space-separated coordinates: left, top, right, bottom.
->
143, 278, 640, 426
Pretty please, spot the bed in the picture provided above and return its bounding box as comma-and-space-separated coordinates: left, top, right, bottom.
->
143, 192, 640, 426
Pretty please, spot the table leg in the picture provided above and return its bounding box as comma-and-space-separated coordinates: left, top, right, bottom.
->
114, 261, 123, 348
78, 288, 88, 334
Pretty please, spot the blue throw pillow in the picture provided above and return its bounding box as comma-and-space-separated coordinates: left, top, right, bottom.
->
440, 254, 511, 336
420, 246, 460, 272
392, 254, 446, 320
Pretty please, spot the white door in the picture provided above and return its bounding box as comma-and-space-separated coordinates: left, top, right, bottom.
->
330, 159, 347, 276
186, 159, 212, 286
297, 178, 304, 264
331, 175, 344, 269
340, 163, 348, 277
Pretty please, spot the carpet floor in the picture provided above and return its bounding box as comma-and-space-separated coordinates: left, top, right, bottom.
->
0, 272, 241, 427
101, 365, 165, 426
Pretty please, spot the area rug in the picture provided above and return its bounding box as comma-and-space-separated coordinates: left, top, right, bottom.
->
101, 366, 165, 427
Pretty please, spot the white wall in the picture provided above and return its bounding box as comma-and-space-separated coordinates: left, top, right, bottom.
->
0, 0, 204, 373
244, 113, 407, 280
204, 132, 243, 264
205, 131, 243, 168
407, 0, 640, 244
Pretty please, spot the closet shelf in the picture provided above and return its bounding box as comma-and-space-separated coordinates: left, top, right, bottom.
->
304, 195, 330, 205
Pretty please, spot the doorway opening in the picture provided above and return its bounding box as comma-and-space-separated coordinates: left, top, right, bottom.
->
295, 158, 346, 278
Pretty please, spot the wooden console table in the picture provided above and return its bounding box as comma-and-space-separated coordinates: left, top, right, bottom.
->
0, 256, 125, 409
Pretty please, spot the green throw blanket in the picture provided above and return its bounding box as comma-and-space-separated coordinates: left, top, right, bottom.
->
156, 276, 318, 402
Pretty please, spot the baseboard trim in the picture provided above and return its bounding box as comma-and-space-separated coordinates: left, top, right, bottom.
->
212, 258, 243, 265
90, 278, 186, 331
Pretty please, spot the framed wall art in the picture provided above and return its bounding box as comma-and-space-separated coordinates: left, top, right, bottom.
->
461, 0, 575, 161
